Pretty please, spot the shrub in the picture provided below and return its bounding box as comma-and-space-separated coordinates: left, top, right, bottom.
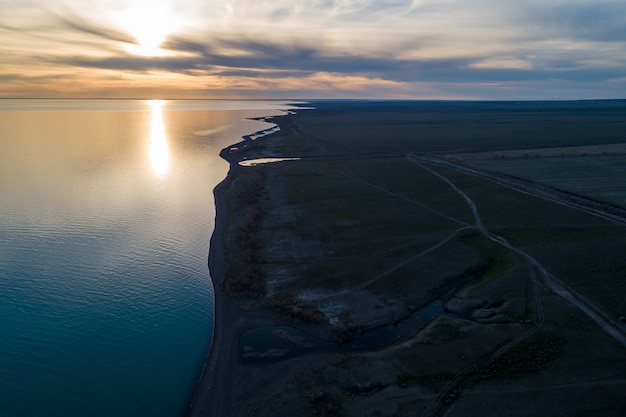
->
268, 295, 328, 323
332, 322, 364, 344
224, 267, 266, 298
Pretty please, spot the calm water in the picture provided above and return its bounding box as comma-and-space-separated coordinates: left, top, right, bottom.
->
0, 99, 294, 417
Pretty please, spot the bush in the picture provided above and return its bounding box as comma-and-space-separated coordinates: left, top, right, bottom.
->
224, 267, 266, 298
332, 322, 364, 344
268, 295, 328, 323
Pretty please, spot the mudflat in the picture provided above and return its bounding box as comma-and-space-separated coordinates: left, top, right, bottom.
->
199, 100, 626, 417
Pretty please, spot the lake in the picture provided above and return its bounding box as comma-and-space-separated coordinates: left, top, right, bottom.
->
0, 99, 294, 417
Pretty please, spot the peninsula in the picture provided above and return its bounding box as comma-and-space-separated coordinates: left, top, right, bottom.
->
191, 100, 626, 417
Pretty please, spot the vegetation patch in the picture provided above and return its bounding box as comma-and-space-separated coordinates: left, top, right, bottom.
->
472, 334, 566, 379
268, 294, 329, 324
344, 381, 389, 397
332, 322, 364, 344
309, 394, 341, 417
396, 372, 454, 391
224, 267, 266, 298
458, 230, 513, 287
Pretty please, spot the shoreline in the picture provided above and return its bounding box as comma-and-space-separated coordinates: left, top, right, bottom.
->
186, 119, 285, 417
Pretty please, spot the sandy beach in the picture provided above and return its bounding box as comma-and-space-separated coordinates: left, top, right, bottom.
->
185, 136, 243, 417
186, 123, 288, 417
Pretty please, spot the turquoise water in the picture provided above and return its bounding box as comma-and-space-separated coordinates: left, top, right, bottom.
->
0, 100, 292, 417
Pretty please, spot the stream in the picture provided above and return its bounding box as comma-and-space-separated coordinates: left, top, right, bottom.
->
239, 300, 443, 364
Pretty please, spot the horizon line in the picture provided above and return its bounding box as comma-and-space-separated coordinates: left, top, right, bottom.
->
1, 97, 625, 103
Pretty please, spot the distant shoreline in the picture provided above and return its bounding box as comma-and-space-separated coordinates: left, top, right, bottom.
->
186, 117, 286, 417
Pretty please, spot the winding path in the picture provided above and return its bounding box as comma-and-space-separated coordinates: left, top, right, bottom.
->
405, 154, 626, 416
407, 153, 626, 347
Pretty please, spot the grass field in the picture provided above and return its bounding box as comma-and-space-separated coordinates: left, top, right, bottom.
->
457, 145, 626, 206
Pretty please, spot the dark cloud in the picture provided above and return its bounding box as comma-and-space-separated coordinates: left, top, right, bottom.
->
164, 36, 408, 73
0, 73, 22, 82
0, 8, 134, 45
59, 55, 208, 73
466, 66, 625, 84
56, 36, 625, 88
525, 2, 626, 42
56, 37, 417, 76
211, 69, 312, 79
54, 13, 135, 43
0, 72, 74, 82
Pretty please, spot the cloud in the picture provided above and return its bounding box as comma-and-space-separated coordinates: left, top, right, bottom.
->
59, 55, 205, 73
522, 1, 626, 42
1, 0, 625, 99
60, 36, 401, 74
211, 69, 311, 79
53, 13, 135, 44
0, 73, 22, 82
52, 31, 626, 88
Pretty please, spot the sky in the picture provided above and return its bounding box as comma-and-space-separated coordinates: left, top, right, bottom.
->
1, 0, 625, 100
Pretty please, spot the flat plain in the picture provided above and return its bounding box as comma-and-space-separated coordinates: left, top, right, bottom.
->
213, 100, 626, 417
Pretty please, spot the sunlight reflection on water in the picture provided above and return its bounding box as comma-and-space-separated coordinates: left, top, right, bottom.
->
0, 99, 298, 417
148, 100, 170, 179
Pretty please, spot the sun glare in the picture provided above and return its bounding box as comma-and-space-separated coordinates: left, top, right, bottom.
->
120, 0, 177, 56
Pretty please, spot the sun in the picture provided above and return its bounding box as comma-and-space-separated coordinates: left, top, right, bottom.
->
119, 0, 177, 56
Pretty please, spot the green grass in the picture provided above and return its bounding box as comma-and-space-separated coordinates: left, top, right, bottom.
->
457, 230, 514, 287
